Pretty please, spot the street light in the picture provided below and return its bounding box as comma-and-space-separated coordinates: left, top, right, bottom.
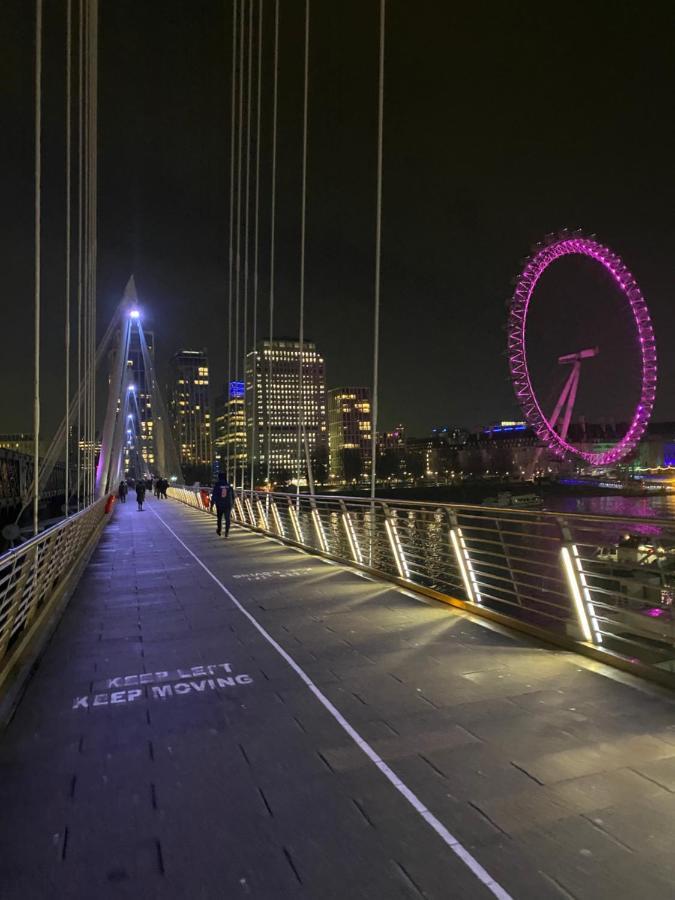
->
129, 309, 140, 319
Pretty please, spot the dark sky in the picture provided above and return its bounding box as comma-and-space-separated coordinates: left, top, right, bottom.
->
2, 0, 674, 440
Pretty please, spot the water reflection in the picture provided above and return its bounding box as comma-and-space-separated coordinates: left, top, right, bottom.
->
544, 493, 675, 520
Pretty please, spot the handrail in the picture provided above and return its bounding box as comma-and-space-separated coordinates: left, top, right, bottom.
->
255, 488, 675, 528
168, 485, 675, 687
0, 497, 110, 688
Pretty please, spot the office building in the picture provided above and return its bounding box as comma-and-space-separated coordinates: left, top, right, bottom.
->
168, 350, 212, 479
327, 388, 372, 482
246, 339, 327, 485
213, 381, 247, 481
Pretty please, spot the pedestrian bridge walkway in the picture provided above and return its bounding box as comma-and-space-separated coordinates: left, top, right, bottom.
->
2, 497, 675, 899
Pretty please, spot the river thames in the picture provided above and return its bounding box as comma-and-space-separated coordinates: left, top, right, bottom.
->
544, 492, 675, 519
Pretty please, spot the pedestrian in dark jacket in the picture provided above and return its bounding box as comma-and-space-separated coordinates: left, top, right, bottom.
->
118, 481, 128, 503
210, 473, 233, 537
136, 482, 146, 511
160, 478, 168, 499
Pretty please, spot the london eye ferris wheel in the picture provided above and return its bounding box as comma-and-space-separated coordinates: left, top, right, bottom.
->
507, 234, 657, 467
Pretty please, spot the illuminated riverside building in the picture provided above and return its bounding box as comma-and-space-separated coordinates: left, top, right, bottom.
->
168, 350, 212, 475
246, 340, 327, 485
214, 381, 247, 481
327, 388, 372, 482
0, 434, 49, 458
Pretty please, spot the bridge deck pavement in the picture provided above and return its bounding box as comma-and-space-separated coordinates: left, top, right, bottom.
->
2, 497, 675, 899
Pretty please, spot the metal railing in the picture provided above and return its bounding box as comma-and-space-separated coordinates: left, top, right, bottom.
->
169, 486, 675, 682
0, 497, 109, 687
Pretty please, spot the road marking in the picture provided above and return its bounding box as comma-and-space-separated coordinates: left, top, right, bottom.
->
71, 662, 254, 710
150, 505, 513, 900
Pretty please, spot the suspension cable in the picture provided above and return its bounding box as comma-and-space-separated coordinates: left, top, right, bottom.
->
242, 0, 254, 493
92, 0, 99, 503
233, 1, 245, 491
76, 0, 83, 511
64, 0, 72, 515
266, 0, 279, 490
83, 0, 91, 504
370, 0, 386, 503
297, 0, 310, 499
33, 0, 43, 535
226, 0, 238, 483
250, 0, 262, 496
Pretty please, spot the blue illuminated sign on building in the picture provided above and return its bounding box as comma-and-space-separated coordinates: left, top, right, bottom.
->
229, 381, 245, 399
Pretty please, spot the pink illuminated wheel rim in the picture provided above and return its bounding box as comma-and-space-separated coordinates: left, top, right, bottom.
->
508, 236, 657, 465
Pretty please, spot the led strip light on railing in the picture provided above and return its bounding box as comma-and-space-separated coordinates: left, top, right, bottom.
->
288, 503, 304, 544
244, 497, 255, 527
384, 513, 410, 580
560, 545, 602, 644
234, 496, 245, 523
342, 511, 363, 565
270, 499, 285, 537
450, 528, 482, 605
311, 508, 329, 553
256, 498, 269, 530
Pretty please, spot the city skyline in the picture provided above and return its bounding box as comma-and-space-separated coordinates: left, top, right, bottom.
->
2, 2, 674, 443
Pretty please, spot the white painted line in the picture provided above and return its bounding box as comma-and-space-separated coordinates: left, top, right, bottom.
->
150, 505, 513, 900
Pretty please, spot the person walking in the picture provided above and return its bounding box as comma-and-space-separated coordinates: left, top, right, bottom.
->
118, 481, 128, 503
136, 480, 146, 511
210, 473, 233, 537
160, 478, 168, 499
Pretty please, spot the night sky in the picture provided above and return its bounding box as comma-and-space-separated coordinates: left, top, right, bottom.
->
2, 1, 674, 440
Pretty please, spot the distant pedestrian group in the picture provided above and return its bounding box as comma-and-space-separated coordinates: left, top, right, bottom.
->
154, 477, 168, 499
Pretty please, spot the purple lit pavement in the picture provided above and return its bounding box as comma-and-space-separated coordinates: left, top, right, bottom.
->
2, 496, 675, 898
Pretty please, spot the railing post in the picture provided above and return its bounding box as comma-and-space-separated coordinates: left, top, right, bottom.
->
339, 499, 363, 565
557, 518, 602, 645
269, 496, 284, 537
287, 496, 304, 544
234, 492, 245, 523
256, 496, 269, 531
382, 503, 410, 580
495, 516, 523, 607
244, 496, 255, 527
447, 509, 482, 604
309, 497, 328, 553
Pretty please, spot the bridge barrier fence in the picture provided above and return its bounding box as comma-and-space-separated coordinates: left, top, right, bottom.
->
0, 496, 110, 698
168, 486, 675, 685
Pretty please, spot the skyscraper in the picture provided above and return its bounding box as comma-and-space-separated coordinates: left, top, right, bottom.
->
246, 339, 327, 486
213, 381, 247, 483
168, 350, 212, 481
327, 388, 372, 482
